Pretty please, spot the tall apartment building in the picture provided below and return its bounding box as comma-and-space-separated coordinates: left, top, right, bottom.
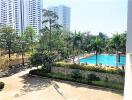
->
0, 0, 43, 34
22, 0, 43, 34
0, 0, 16, 29
48, 5, 71, 30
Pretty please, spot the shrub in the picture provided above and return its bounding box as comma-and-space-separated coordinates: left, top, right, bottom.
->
87, 74, 100, 82
54, 62, 124, 75
105, 77, 109, 83
29, 69, 46, 76
118, 70, 125, 77
30, 52, 54, 73
30, 53, 43, 68
92, 81, 123, 90
29, 69, 123, 91
71, 69, 82, 80
0, 82, 4, 90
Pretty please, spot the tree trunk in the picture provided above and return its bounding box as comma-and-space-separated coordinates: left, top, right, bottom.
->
8, 48, 11, 60
31, 34, 33, 53
73, 45, 75, 63
67, 39, 69, 59
49, 19, 52, 52
95, 50, 98, 66
22, 52, 24, 66
116, 50, 118, 67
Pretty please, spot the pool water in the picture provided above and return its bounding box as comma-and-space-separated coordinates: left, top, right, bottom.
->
80, 54, 126, 66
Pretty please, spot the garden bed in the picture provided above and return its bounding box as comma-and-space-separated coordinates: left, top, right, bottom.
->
29, 69, 124, 91
53, 62, 125, 75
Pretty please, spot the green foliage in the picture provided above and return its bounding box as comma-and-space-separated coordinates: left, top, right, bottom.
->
0, 82, 4, 90
87, 74, 100, 81
106, 33, 126, 54
40, 9, 62, 53
71, 69, 82, 80
29, 70, 123, 91
30, 53, 43, 67
92, 81, 123, 90
22, 26, 37, 54
30, 52, 54, 72
0, 26, 17, 59
53, 62, 124, 75
104, 77, 109, 83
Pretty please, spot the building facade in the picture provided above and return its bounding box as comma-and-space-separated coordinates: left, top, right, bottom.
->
48, 5, 71, 30
0, 0, 16, 29
0, 0, 43, 34
23, 0, 43, 34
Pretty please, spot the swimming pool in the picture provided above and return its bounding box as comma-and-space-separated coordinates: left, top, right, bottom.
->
80, 54, 126, 66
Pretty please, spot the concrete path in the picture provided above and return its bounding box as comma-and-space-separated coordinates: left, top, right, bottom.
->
0, 68, 123, 100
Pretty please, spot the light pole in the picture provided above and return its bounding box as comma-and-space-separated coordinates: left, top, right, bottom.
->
124, 0, 132, 99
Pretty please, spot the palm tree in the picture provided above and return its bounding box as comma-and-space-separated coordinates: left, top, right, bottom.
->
91, 37, 103, 66
107, 33, 126, 66
41, 9, 61, 52
72, 31, 82, 63
120, 33, 126, 53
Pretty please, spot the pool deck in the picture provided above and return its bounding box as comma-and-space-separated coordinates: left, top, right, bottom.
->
74, 53, 94, 64
82, 53, 95, 59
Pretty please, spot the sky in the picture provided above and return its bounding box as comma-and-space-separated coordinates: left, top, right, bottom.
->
43, 0, 127, 36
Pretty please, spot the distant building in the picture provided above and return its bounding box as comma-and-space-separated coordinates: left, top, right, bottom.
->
48, 5, 71, 30
0, 0, 43, 34
22, 0, 43, 34
0, 0, 16, 29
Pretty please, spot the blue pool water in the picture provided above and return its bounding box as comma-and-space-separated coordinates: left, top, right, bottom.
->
80, 54, 126, 66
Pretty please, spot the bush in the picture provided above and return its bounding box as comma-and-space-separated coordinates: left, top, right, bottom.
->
0, 82, 4, 90
29, 69, 47, 76
71, 69, 82, 80
29, 69, 123, 91
104, 77, 109, 83
92, 81, 123, 90
87, 74, 100, 82
30, 52, 54, 73
53, 62, 124, 75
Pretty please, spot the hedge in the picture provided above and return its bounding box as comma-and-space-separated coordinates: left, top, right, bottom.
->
53, 62, 124, 75
29, 69, 124, 91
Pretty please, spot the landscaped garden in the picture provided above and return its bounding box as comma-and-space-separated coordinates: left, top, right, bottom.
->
0, 9, 126, 94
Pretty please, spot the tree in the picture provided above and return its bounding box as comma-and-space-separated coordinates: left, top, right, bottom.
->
72, 31, 82, 63
106, 33, 126, 66
23, 26, 36, 53
30, 52, 54, 72
0, 26, 16, 60
41, 9, 61, 52
91, 37, 103, 66
16, 34, 29, 66
81, 32, 92, 53
120, 33, 126, 53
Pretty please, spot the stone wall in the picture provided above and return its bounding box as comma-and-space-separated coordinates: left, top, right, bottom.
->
51, 67, 124, 83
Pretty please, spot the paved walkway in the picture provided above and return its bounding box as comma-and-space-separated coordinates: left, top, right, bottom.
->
0, 68, 123, 100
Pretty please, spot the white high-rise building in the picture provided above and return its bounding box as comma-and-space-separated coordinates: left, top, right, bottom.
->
14, 0, 23, 33
0, 0, 16, 29
0, 0, 43, 34
22, 0, 43, 34
48, 5, 71, 30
